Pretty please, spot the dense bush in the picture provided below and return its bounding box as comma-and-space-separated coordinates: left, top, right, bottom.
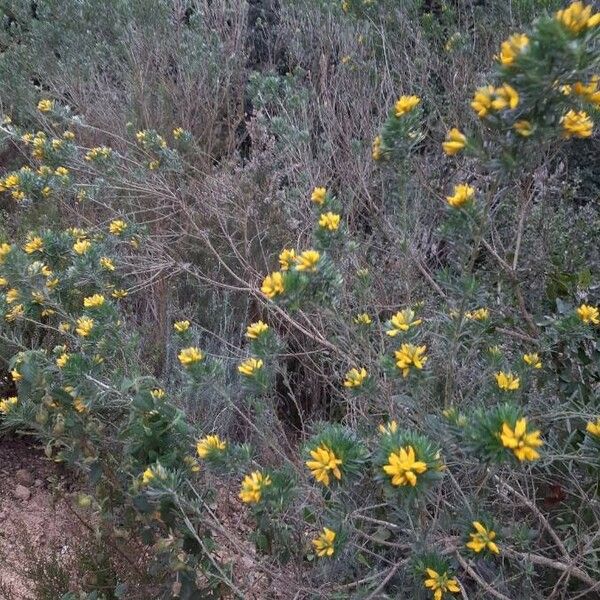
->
1, 1, 599, 598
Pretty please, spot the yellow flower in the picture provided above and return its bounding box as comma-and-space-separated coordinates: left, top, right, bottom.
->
24, 236, 44, 254
278, 248, 296, 270
148, 160, 160, 170
372, 135, 383, 160
499, 33, 529, 65
354, 313, 372, 325
41, 265, 53, 277
196, 434, 227, 458
261, 271, 285, 299
523, 353, 542, 369
246, 320, 269, 339
56, 353, 70, 368
73, 239, 91, 255
318, 211, 341, 231
465, 307, 489, 321
311, 186, 327, 205
514, 120, 534, 137
442, 128, 467, 155
141, 468, 155, 485
556, 1, 600, 34
394, 95, 420, 117
586, 418, 600, 437
55, 166, 69, 177
100, 257, 115, 271
6, 288, 20, 303
46, 277, 59, 290
73, 397, 87, 413
239, 471, 272, 504
378, 420, 398, 435
63, 130, 75, 140
85, 146, 112, 161
386, 308, 422, 335
4, 175, 20, 190
500, 418, 543, 461
151, 388, 166, 399
10, 368, 22, 382
491, 83, 520, 111
466, 521, 500, 554
295, 250, 320, 272
174, 320, 191, 333
561, 110, 593, 138
0, 396, 18, 414
495, 371, 520, 391
178, 347, 204, 367
111, 289, 128, 299
343, 367, 368, 388
37, 99, 54, 113
31, 291, 45, 305
0, 242, 12, 263
471, 85, 495, 118
238, 357, 264, 377
59, 321, 71, 333
83, 294, 105, 308
383, 445, 428, 486
0, 277, 7, 287
424, 568, 461, 600
109, 219, 127, 235
306, 444, 342, 486
394, 343, 428, 378
173, 127, 184, 139
577, 303, 599, 324
312, 527, 336, 558
183, 455, 201, 472
75, 316, 94, 337
5, 303, 24, 321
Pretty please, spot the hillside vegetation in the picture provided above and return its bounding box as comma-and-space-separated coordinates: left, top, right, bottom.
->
1, 1, 599, 598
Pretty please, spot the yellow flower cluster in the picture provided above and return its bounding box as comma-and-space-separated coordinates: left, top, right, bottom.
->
239, 471, 272, 504
278, 248, 296, 270
498, 33, 529, 66
76, 316, 94, 337
372, 135, 383, 160
238, 357, 263, 377
446, 184, 475, 208
109, 219, 127, 235
424, 569, 460, 600
500, 418, 543, 461
442, 128, 467, 156
471, 83, 519, 118
466, 521, 500, 554
0, 396, 18, 414
394, 95, 420, 117
245, 320, 269, 339
178, 347, 204, 367
24, 236, 44, 254
354, 312, 372, 325
577, 303, 599, 324
83, 294, 105, 308
465, 307, 489, 321
306, 444, 342, 486
394, 343, 427, 378
318, 211, 341, 231
495, 371, 520, 391
174, 320, 190, 333
85, 146, 112, 161
343, 367, 367, 388
386, 308, 422, 335
561, 110, 593, 138
196, 434, 227, 458
523, 353, 542, 369
383, 445, 427, 486
556, 1, 600, 34
312, 527, 336, 557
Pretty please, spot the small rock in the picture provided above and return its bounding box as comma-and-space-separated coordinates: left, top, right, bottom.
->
34, 478, 43, 487
14, 484, 31, 501
15, 468, 34, 487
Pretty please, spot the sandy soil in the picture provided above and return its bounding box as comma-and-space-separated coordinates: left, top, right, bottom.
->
0, 435, 81, 600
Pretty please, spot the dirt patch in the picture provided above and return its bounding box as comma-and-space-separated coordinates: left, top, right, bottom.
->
0, 435, 81, 599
